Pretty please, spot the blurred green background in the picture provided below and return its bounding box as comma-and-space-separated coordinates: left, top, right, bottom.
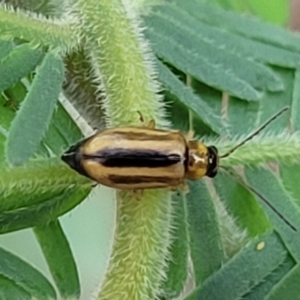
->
213, 0, 290, 26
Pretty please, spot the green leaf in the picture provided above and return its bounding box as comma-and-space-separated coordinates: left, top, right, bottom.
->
186, 231, 288, 300
0, 39, 14, 60
0, 81, 81, 162
191, 80, 223, 119
6, 52, 64, 165
0, 185, 90, 234
226, 97, 259, 136
0, 83, 28, 132
257, 68, 293, 132
0, 99, 11, 134
189, 18, 300, 68
212, 0, 234, 9
225, 67, 292, 136
171, 0, 300, 52
34, 221, 80, 299
156, 59, 224, 135
186, 180, 225, 287
145, 22, 262, 101
161, 191, 188, 299
0, 135, 5, 163
291, 68, 300, 131
0, 247, 56, 299
48, 102, 82, 146
0, 43, 43, 93
266, 264, 300, 300
245, 167, 300, 262
0, 83, 47, 160
242, 255, 295, 300
165, 91, 217, 137
280, 164, 300, 208
0, 274, 31, 300
213, 171, 272, 237
41, 102, 82, 156
146, 4, 284, 93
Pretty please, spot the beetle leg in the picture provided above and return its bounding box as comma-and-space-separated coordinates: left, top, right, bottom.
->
125, 189, 144, 201
137, 111, 156, 129
169, 183, 189, 194
146, 119, 156, 129
180, 182, 190, 194
169, 186, 179, 192
134, 189, 144, 201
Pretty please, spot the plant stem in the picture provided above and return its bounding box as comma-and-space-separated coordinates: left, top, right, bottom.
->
0, 4, 78, 52
71, 0, 171, 299
216, 133, 300, 168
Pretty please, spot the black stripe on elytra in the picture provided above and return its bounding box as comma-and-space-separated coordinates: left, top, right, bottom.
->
108, 175, 171, 184
83, 148, 182, 168
184, 145, 189, 171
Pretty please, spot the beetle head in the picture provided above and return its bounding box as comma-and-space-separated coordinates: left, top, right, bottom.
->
61, 141, 89, 177
185, 141, 219, 180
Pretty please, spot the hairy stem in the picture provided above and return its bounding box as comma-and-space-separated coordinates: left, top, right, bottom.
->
0, 158, 90, 211
70, 0, 171, 299
0, 3, 78, 52
215, 133, 300, 167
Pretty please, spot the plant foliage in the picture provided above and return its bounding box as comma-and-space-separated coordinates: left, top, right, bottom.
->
0, 0, 300, 299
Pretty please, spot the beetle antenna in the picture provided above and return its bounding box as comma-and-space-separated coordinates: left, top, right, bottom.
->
220, 167, 297, 232
220, 107, 289, 158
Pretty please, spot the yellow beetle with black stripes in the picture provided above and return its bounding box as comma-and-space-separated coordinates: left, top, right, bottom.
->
61, 126, 218, 189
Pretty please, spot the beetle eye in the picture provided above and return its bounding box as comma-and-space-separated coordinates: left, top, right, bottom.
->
207, 169, 217, 178
209, 145, 218, 154
206, 146, 218, 178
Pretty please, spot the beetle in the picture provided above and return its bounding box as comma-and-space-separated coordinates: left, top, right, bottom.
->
61, 126, 218, 189
61, 107, 288, 190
